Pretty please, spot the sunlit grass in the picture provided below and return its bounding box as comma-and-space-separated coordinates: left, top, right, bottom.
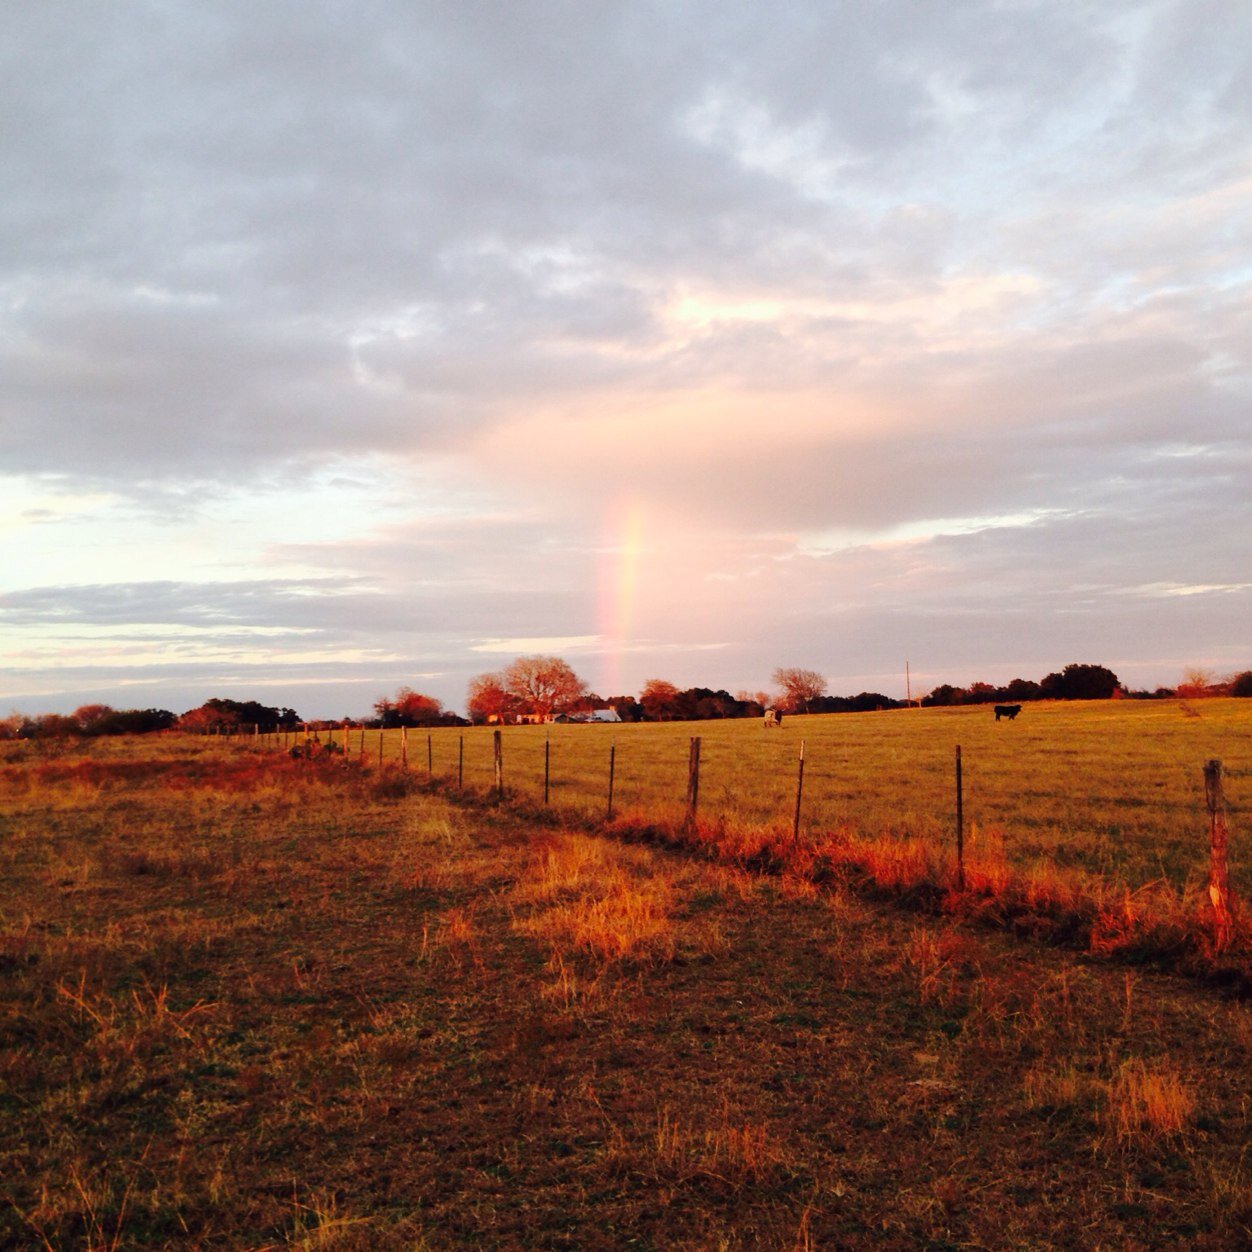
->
372, 699, 1251, 894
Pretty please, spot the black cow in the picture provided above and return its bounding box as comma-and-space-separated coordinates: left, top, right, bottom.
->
994, 704, 1022, 721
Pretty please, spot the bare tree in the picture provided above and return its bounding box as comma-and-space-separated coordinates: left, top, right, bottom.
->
503, 656, 588, 719
772, 667, 827, 714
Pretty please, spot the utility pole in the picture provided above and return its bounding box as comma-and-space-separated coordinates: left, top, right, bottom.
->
906, 661, 913, 708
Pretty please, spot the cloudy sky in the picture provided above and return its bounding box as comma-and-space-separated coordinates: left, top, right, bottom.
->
3, 1, 1250, 718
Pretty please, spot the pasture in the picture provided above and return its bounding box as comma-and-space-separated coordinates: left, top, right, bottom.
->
338, 698, 1250, 895
2, 705, 1250, 1247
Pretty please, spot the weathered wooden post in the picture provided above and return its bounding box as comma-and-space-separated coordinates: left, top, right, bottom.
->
493, 729, 503, 802
607, 739, 616, 821
427, 733, 433, 780
458, 735, 464, 789
686, 736, 702, 827
378, 729, 384, 768
955, 744, 966, 890
792, 739, 806, 847
401, 725, 408, 769
544, 734, 551, 805
1205, 759, 1233, 952
359, 726, 366, 761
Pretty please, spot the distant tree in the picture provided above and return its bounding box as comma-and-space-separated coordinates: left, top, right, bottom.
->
640, 679, 681, 720
1040, 663, 1120, 701
966, 682, 999, 705
178, 705, 233, 733
923, 684, 963, 707
72, 704, 114, 733
374, 687, 443, 728
1228, 671, 1252, 698
1176, 667, 1221, 698
466, 672, 516, 724
502, 656, 588, 720
179, 698, 300, 732
19, 713, 81, 739
98, 708, 176, 735
1005, 678, 1042, 701
772, 667, 827, 714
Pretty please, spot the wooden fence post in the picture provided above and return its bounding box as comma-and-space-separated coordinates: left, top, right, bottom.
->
544, 735, 551, 805
955, 744, 965, 890
378, 730, 384, 768
792, 739, 806, 846
359, 726, 366, 761
493, 730, 503, 802
401, 725, 408, 769
1205, 759, 1233, 952
427, 733, 433, 781
607, 740, 616, 821
458, 735, 464, 789
686, 736, 701, 827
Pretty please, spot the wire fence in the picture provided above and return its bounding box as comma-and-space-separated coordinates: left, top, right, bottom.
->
228, 716, 1248, 903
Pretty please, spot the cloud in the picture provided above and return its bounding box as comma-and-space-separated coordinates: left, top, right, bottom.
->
2, 2, 1250, 714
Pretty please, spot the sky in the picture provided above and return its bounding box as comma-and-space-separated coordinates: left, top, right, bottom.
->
3, 0, 1250, 719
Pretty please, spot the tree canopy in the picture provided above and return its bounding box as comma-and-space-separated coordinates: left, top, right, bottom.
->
772, 667, 828, 713
503, 656, 588, 718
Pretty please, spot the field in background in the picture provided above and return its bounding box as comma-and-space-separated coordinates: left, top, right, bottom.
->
1, 735, 1250, 1247
336, 699, 1250, 895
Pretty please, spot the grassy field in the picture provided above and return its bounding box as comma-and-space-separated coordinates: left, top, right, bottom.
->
2, 732, 1251, 1247
316, 699, 1251, 895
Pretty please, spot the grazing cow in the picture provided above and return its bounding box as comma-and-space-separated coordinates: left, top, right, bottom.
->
764, 708, 782, 728
994, 704, 1022, 721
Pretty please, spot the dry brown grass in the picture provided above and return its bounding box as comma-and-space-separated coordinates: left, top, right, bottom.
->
1104, 1058, 1198, 1143
3, 735, 1251, 1247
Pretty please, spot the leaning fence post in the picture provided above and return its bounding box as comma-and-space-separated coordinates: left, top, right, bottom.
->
955, 744, 965, 890
544, 734, 551, 805
607, 739, 616, 821
792, 739, 806, 846
686, 736, 701, 827
493, 730, 503, 802
1205, 759, 1233, 952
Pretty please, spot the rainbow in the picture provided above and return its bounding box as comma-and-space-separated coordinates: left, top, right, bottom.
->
597, 497, 645, 697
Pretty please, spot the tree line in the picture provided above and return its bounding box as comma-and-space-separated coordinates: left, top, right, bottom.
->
5, 661, 1251, 741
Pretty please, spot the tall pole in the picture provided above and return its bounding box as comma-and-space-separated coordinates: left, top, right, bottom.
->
906, 661, 912, 708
